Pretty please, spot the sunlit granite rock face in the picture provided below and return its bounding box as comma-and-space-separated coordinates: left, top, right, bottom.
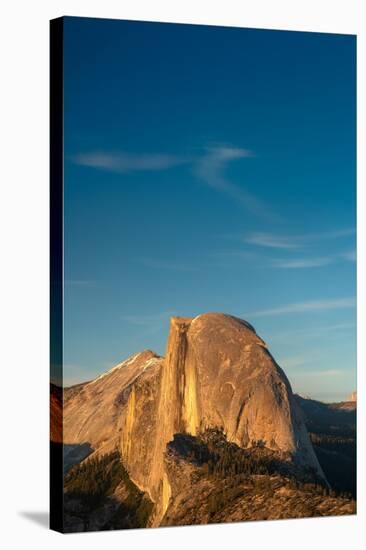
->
63, 350, 163, 457
64, 313, 326, 525
177, 314, 318, 459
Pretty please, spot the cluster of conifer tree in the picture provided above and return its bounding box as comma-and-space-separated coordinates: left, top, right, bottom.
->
178, 429, 342, 494
188, 429, 284, 479
65, 450, 128, 508
309, 434, 356, 498
64, 450, 153, 528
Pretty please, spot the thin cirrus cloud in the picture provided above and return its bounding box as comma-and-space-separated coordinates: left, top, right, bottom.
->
72, 151, 189, 173
244, 233, 299, 249
271, 257, 334, 269
245, 297, 355, 318
270, 322, 355, 341
297, 369, 345, 378
194, 147, 277, 221
72, 146, 276, 221
271, 250, 356, 269
243, 228, 355, 250
341, 250, 356, 262
209, 249, 355, 270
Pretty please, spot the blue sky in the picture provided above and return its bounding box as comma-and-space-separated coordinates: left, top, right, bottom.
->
62, 17, 356, 401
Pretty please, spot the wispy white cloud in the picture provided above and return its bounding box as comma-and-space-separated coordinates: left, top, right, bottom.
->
194, 146, 277, 221
295, 369, 345, 378
72, 145, 278, 221
271, 249, 356, 269
278, 356, 347, 376
243, 228, 355, 250
208, 248, 355, 270
340, 250, 356, 262
245, 297, 355, 318
270, 322, 355, 341
244, 232, 299, 249
73, 151, 189, 173
240, 229, 355, 270
271, 257, 333, 269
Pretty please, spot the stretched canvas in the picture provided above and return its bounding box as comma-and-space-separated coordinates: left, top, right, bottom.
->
50, 16, 357, 533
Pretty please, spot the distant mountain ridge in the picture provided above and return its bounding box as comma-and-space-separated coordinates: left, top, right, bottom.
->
294, 393, 356, 498
294, 394, 357, 426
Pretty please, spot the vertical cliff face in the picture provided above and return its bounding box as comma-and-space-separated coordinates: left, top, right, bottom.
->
147, 317, 200, 523
64, 313, 326, 525
156, 316, 200, 437
182, 342, 200, 436
120, 317, 201, 524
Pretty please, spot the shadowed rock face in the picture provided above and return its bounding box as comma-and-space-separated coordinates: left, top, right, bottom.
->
63, 313, 326, 524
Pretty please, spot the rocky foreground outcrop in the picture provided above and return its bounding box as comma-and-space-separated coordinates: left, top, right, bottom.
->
161, 433, 354, 526
63, 313, 327, 525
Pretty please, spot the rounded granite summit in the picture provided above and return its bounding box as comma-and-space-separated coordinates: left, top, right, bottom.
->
164, 313, 322, 467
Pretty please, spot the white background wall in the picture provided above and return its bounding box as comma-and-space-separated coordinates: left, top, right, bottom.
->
0, 1, 365, 548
